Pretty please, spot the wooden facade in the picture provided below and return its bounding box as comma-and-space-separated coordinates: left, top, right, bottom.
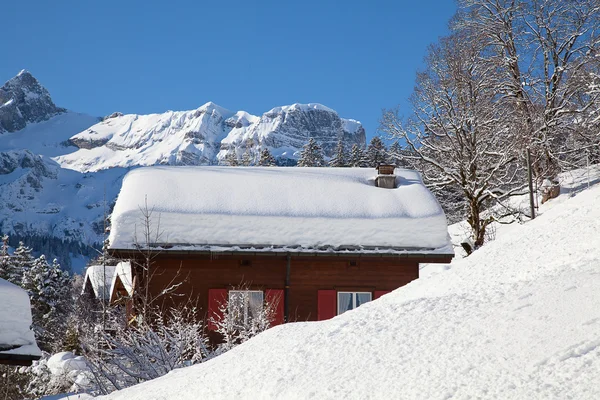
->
112, 250, 452, 327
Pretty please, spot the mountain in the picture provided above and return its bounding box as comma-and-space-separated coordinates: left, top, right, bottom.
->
56, 102, 366, 172
0, 70, 65, 134
0, 70, 367, 271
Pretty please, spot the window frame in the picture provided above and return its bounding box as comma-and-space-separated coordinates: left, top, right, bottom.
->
337, 291, 372, 315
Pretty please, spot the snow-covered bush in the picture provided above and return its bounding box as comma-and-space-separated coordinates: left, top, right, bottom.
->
210, 288, 280, 353
83, 305, 210, 395
21, 352, 90, 398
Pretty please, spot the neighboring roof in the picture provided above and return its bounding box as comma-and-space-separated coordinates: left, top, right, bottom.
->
109, 166, 452, 255
109, 261, 133, 303
83, 264, 117, 300
0, 278, 41, 365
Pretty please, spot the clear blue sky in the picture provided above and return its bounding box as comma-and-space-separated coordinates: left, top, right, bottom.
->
2, 0, 456, 139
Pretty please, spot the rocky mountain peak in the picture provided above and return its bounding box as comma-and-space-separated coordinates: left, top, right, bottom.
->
0, 70, 65, 134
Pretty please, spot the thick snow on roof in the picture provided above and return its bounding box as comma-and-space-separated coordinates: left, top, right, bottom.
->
101, 176, 600, 400
0, 278, 41, 358
83, 264, 116, 300
108, 167, 451, 253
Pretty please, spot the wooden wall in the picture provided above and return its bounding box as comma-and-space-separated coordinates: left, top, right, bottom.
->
133, 253, 424, 323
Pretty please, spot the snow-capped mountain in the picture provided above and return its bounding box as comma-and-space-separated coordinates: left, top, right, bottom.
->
57, 102, 366, 172
0, 70, 367, 270
0, 70, 65, 134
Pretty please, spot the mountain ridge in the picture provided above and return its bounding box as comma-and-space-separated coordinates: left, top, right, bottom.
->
0, 70, 368, 270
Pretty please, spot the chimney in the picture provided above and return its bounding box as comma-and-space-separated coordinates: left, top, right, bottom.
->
375, 164, 396, 189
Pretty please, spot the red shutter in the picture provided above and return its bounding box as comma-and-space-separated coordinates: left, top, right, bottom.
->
207, 288, 228, 330
265, 289, 284, 326
317, 290, 337, 320
374, 290, 391, 300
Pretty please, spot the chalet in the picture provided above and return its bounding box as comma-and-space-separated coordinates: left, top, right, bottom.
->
0, 278, 41, 366
108, 166, 453, 329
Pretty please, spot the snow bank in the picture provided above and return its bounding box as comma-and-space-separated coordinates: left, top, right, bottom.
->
102, 181, 600, 399
0, 278, 41, 358
83, 265, 116, 300
108, 166, 451, 253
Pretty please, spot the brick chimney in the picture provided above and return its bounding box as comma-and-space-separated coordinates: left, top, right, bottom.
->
375, 164, 396, 189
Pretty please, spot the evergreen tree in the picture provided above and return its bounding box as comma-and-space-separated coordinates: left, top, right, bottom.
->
22, 255, 72, 352
225, 151, 239, 166
328, 138, 348, 167
9, 241, 34, 286
297, 138, 325, 167
258, 148, 277, 166
365, 136, 389, 167
387, 140, 407, 167
0, 235, 13, 282
348, 144, 367, 167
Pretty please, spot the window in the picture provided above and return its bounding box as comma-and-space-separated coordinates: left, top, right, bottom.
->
337, 291, 372, 315
228, 290, 264, 326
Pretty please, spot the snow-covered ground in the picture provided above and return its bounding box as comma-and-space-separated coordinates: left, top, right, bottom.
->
101, 169, 600, 399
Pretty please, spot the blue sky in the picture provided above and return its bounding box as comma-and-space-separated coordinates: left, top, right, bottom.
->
2, 0, 456, 139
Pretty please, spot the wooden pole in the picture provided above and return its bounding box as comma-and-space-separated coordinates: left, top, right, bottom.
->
527, 148, 535, 220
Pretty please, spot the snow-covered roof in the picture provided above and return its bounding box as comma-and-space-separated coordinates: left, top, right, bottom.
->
109, 166, 452, 255
83, 264, 116, 300
109, 261, 133, 301
0, 278, 41, 363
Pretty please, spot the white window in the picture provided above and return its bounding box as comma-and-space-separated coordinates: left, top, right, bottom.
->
337, 291, 372, 315
228, 290, 264, 326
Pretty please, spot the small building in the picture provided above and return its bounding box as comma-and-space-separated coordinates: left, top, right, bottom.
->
0, 278, 41, 366
108, 166, 453, 328
82, 264, 117, 302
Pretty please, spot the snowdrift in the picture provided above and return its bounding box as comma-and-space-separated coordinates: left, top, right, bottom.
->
102, 184, 600, 399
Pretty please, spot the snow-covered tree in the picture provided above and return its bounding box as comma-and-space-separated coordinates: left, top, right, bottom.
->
84, 305, 210, 395
7, 241, 35, 286
457, 0, 600, 179
348, 144, 367, 167
381, 26, 525, 249
225, 151, 239, 166
258, 148, 277, 166
328, 138, 348, 167
241, 149, 253, 166
21, 255, 72, 351
0, 235, 14, 283
365, 136, 389, 167
297, 138, 325, 167
210, 289, 280, 353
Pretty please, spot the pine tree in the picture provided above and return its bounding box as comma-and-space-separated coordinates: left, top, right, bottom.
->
0, 235, 13, 282
9, 241, 34, 286
258, 148, 277, 166
225, 151, 239, 166
365, 136, 389, 167
239, 147, 253, 166
348, 144, 367, 167
297, 138, 325, 167
328, 138, 348, 167
22, 255, 72, 352
387, 140, 405, 167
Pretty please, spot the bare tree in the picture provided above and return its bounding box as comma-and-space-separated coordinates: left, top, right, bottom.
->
381, 27, 525, 249
458, 0, 600, 178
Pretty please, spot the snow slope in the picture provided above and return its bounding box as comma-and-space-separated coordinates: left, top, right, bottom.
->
109, 167, 451, 252
102, 182, 600, 399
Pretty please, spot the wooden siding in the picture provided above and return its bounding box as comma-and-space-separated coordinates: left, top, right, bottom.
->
128, 253, 424, 323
